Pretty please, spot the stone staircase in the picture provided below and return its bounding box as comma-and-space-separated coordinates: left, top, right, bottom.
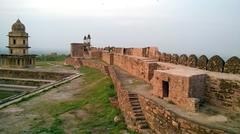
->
128, 93, 153, 133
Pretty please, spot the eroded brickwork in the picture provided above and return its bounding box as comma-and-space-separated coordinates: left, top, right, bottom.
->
205, 77, 240, 111
101, 52, 114, 65
139, 96, 225, 134
113, 54, 158, 82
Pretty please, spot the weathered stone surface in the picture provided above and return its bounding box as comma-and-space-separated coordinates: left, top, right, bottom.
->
207, 55, 224, 72
197, 55, 208, 70
178, 54, 188, 66
188, 54, 198, 68
102, 52, 114, 65
205, 77, 240, 111
159, 53, 166, 62
224, 56, 240, 74
165, 53, 171, 63
171, 54, 179, 64
113, 54, 158, 82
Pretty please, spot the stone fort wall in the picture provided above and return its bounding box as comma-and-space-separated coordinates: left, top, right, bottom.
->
93, 48, 240, 112
65, 46, 240, 133
112, 47, 240, 74
76, 61, 228, 134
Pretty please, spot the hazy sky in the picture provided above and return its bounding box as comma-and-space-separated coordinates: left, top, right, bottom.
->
0, 0, 239, 58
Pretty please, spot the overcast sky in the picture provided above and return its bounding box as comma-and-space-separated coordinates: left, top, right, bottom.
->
0, 0, 239, 58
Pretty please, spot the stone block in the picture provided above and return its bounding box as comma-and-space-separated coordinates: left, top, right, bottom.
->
224, 56, 240, 74
187, 54, 198, 68
178, 54, 188, 66
207, 55, 224, 72
197, 55, 208, 70
171, 54, 179, 64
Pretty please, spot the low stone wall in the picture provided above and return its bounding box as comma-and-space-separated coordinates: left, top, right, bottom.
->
112, 47, 159, 58
131, 48, 144, 57
205, 76, 240, 111
89, 50, 102, 59
64, 57, 82, 68
138, 95, 226, 134
81, 59, 109, 75
113, 53, 158, 82
101, 52, 114, 65
0, 69, 73, 80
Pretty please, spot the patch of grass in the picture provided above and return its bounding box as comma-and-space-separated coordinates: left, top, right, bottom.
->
30, 66, 134, 134
31, 118, 64, 134
49, 100, 88, 116
0, 90, 20, 99
80, 66, 106, 83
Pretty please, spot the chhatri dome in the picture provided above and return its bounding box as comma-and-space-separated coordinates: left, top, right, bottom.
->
11, 19, 25, 32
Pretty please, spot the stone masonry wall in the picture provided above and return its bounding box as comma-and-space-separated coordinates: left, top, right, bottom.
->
150, 70, 205, 112
138, 95, 227, 134
89, 50, 102, 59
81, 59, 109, 75
205, 76, 240, 111
64, 57, 82, 68
113, 53, 158, 82
101, 52, 114, 65
131, 48, 144, 57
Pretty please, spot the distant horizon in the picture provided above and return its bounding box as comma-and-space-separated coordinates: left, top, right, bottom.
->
0, 0, 240, 58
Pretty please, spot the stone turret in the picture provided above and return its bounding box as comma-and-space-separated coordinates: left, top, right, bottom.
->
0, 19, 36, 68
7, 19, 30, 55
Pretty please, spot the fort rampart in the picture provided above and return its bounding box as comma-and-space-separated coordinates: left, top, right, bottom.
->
112, 47, 239, 74
75, 59, 228, 134
65, 46, 240, 133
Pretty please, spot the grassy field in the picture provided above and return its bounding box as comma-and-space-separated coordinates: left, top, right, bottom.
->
29, 66, 134, 134
0, 90, 19, 100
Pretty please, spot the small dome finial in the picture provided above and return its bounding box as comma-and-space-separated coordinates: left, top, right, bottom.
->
11, 19, 25, 32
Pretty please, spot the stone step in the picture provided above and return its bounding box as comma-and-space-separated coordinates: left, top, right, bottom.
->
131, 104, 140, 107
134, 113, 144, 117
0, 77, 55, 83
132, 109, 143, 113
129, 97, 138, 100
0, 84, 37, 89
128, 93, 138, 96
132, 106, 141, 110
130, 100, 140, 103
133, 116, 145, 121
131, 102, 140, 105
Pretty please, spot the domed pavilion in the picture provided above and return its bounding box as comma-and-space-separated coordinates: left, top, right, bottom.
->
0, 19, 36, 68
